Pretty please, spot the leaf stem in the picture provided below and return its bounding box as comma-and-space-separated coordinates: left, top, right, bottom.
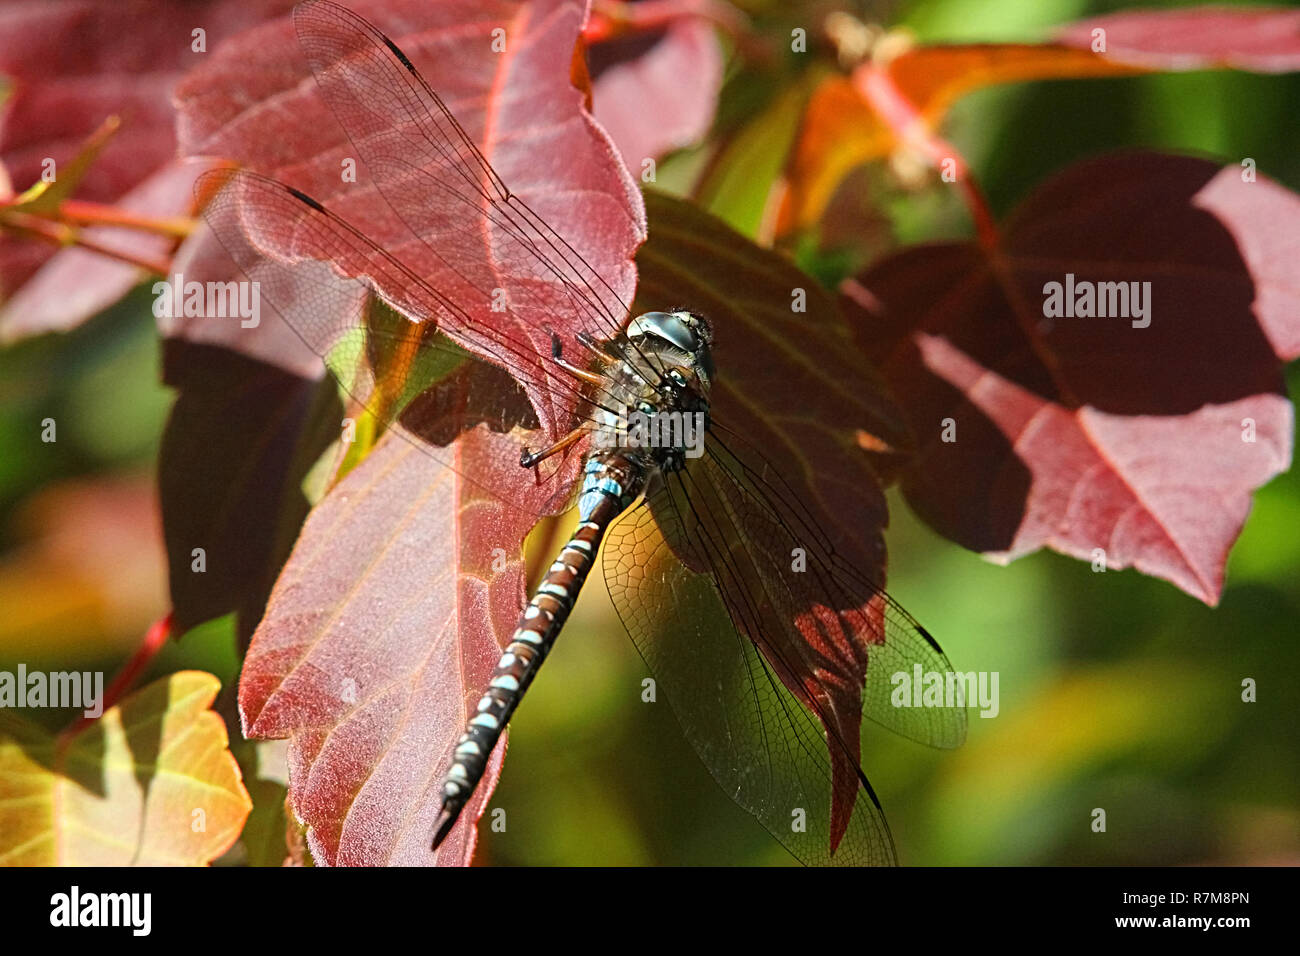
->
954, 169, 1000, 252
57, 612, 174, 748
858, 63, 1001, 250
56, 200, 196, 239
1, 209, 174, 275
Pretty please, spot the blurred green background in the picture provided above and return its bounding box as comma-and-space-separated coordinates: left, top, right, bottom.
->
1, 0, 1297, 865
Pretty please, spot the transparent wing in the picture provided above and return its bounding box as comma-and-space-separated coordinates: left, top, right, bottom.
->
290, 1, 660, 401
199, 166, 600, 512
604, 430, 967, 866
606, 499, 896, 866
686, 436, 967, 748
197, 0, 650, 511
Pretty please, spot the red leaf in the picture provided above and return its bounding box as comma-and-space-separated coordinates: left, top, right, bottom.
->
164, 0, 644, 665
589, 15, 723, 165
208, 0, 635, 865
843, 152, 1297, 605
0, 0, 295, 332
238, 425, 567, 865
1058, 6, 1300, 73
633, 193, 954, 862
175, 0, 645, 424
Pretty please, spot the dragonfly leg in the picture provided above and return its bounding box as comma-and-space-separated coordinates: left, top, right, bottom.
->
519, 424, 589, 469
549, 332, 605, 386
575, 330, 618, 362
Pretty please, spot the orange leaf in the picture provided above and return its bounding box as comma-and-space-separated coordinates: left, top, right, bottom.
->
780, 43, 1144, 232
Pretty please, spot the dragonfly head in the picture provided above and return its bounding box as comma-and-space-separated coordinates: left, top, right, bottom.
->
626, 310, 714, 387
615, 310, 714, 469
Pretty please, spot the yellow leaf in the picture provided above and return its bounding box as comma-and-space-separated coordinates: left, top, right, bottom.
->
0, 671, 251, 865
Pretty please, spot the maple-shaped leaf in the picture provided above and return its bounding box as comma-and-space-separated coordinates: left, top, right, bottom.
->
175, 0, 645, 411
165, 0, 643, 644
0, 0, 296, 335
209, 0, 632, 866
0, 671, 251, 865
842, 151, 1298, 606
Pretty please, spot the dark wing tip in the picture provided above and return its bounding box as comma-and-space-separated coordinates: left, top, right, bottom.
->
916, 624, 943, 654
284, 184, 326, 213
380, 32, 417, 73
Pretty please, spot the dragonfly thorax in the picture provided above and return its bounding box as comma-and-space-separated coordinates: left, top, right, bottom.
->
593, 310, 713, 474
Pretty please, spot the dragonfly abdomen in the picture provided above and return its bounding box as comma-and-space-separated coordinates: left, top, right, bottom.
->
431, 452, 646, 850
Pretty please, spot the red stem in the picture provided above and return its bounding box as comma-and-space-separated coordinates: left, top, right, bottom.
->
1, 210, 174, 275
58, 611, 174, 746
858, 63, 1001, 251
56, 200, 195, 239
954, 170, 1000, 252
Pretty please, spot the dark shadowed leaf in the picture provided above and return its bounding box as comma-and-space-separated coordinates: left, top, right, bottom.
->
159, 339, 340, 641
843, 151, 1298, 605
632, 191, 957, 856
638, 190, 911, 581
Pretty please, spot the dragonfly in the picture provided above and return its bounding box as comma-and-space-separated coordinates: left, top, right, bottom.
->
200, 0, 967, 865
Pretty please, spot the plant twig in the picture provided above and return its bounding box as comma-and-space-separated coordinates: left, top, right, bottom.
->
57, 611, 174, 748
859, 63, 1001, 251
1, 209, 174, 275
56, 200, 195, 239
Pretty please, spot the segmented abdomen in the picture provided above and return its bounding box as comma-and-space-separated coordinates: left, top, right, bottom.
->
432, 453, 645, 848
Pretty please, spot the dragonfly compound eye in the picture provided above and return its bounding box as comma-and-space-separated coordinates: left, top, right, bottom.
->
628, 311, 702, 353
